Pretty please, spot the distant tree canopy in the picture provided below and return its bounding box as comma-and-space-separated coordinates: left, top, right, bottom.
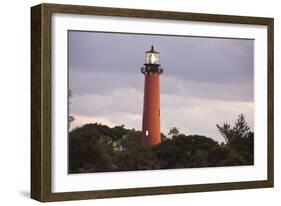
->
69, 114, 254, 174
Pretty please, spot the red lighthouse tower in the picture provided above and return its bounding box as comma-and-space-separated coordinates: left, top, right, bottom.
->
141, 46, 163, 145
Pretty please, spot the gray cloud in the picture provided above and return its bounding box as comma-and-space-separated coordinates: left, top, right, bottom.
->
70, 89, 253, 142
70, 70, 253, 102
69, 31, 253, 84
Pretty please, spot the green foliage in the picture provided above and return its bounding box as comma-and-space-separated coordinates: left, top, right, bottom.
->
168, 127, 180, 138
216, 114, 250, 144
216, 114, 254, 164
68, 123, 115, 173
68, 89, 75, 124
69, 115, 254, 173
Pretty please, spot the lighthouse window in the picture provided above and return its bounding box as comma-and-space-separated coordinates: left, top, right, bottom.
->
145, 130, 149, 136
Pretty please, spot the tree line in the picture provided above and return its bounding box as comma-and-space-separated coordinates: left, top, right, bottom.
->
68, 114, 253, 173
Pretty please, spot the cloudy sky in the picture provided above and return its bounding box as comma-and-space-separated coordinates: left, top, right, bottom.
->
68, 30, 254, 142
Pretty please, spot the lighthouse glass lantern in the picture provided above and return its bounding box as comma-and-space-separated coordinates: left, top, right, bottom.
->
141, 46, 163, 74
145, 46, 160, 65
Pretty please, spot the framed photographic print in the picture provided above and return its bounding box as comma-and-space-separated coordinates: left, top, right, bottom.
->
31, 3, 274, 202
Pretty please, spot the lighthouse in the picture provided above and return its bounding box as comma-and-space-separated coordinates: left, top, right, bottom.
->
141, 46, 163, 145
